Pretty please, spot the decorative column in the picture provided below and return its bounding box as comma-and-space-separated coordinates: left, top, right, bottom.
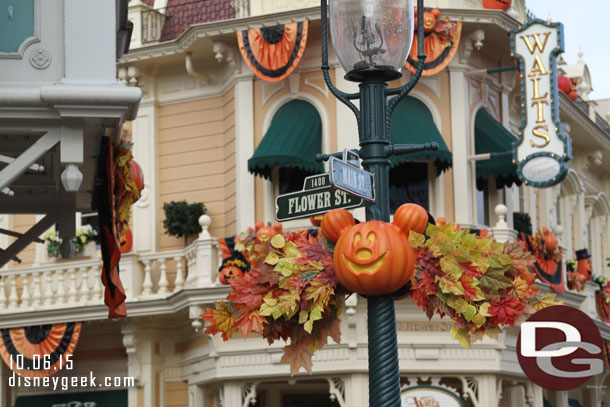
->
475, 375, 499, 407
121, 321, 142, 407
448, 68, 474, 225
345, 374, 369, 407
188, 383, 205, 407
188, 215, 217, 287
234, 76, 256, 233
222, 382, 242, 406
132, 73, 159, 253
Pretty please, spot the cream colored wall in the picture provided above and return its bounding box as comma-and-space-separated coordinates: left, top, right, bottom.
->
10, 215, 36, 268
157, 90, 236, 250
165, 381, 188, 407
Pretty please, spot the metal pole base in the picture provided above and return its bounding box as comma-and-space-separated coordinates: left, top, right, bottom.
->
367, 295, 401, 407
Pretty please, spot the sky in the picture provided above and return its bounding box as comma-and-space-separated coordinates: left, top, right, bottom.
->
526, 1, 610, 100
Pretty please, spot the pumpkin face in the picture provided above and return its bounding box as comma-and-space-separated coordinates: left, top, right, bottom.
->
219, 266, 244, 285
482, 0, 511, 11
423, 12, 437, 33
120, 229, 133, 253
256, 223, 282, 242
334, 221, 415, 296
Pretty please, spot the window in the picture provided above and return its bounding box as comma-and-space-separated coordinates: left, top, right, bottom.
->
476, 179, 490, 226
389, 163, 429, 214
278, 167, 314, 195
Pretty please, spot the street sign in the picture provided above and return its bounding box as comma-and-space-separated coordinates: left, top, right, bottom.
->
329, 157, 375, 202
275, 174, 363, 222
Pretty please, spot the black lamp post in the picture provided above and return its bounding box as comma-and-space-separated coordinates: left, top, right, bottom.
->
318, 0, 436, 405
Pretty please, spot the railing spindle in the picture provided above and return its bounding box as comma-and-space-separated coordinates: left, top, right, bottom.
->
158, 259, 168, 295
79, 266, 90, 303
21, 274, 31, 308
56, 269, 67, 305
8, 275, 18, 309
141, 260, 153, 297
32, 272, 42, 307
174, 256, 184, 293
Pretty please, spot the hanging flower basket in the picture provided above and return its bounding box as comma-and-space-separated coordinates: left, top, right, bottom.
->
43, 225, 98, 260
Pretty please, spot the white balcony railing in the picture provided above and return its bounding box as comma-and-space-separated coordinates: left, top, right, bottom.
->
0, 215, 221, 320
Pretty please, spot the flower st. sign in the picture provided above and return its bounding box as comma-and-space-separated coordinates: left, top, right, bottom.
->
511, 19, 572, 188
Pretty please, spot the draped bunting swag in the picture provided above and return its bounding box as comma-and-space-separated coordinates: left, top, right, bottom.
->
95, 137, 127, 318
520, 233, 565, 293
405, 20, 462, 76
603, 340, 610, 372
597, 291, 610, 323
0, 323, 82, 378
237, 21, 309, 82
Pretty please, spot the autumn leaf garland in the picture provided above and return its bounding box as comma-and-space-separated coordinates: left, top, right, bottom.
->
202, 230, 343, 375
409, 223, 561, 348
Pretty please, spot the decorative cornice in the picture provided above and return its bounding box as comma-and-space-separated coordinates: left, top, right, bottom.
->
560, 93, 610, 150
119, 8, 520, 65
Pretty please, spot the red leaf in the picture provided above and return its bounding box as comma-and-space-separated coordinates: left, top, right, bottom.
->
488, 297, 522, 326
227, 290, 263, 310
459, 262, 482, 279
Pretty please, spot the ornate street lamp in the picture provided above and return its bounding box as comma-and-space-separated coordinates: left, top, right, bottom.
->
319, 0, 436, 406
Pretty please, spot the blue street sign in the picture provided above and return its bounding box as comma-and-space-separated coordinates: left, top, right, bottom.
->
329, 157, 375, 202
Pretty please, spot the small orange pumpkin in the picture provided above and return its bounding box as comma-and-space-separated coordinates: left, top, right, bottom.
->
544, 232, 558, 252
219, 265, 244, 285
120, 229, 133, 253
321, 209, 355, 242
393, 203, 429, 235
482, 0, 511, 11
333, 221, 415, 296
256, 222, 282, 242
436, 217, 447, 226
129, 160, 144, 194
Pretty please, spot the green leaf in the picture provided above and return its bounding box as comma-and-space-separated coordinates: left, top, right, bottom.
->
479, 268, 512, 294
463, 304, 477, 322
274, 258, 295, 277
304, 319, 314, 333
299, 271, 317, 282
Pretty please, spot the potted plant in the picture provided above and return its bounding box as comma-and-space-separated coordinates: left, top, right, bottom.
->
513, 211, 532, 236
162, 201, 206, 247
43, 225, 98, 261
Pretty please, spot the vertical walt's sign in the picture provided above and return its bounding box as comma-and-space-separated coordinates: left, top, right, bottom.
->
511, 20, 572, 188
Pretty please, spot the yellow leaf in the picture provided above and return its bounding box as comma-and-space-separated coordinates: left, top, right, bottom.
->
450, 327, 471, 349
479, 302, 492, 317
283, 242, 301, 258
409, 231, 425, 249
477, 257, 490, 274
271, 234, 286, 249
471, 313, 486, 328
264, 252, 280, 265
530, 293, 563, 311
263, 296, 277, 307
299, 310, 309, 324
454, 298, 469, 314
304, 319, 314, 333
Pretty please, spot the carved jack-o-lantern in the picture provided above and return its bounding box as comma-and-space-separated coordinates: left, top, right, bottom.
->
256, 222, 283, 242
321, 204, 426, 296
218, 257, 249, 285
414, 7, 441, 34
482, 0, 512, 11
575, 249, 592, 281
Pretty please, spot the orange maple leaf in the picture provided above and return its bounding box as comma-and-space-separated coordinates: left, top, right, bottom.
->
236, 311, 265, 339
318, 318, 341, 347
201, 302, 236, 341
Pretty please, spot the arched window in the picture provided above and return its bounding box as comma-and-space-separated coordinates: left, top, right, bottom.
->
248, 100, 323, 193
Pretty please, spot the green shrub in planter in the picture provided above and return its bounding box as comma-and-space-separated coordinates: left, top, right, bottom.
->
162, 201, 207, 247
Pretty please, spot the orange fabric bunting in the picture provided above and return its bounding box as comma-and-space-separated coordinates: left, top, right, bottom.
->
0, 323, 82, 378
237, 22, 308, 82
405, 20, 462, 77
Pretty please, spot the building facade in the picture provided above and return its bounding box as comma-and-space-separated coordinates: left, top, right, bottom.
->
1, 0, 610, 406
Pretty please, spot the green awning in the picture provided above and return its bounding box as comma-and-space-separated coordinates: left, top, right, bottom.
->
248, 100, 323, 179
475, 109, 521, 189
389, 96, 452, 174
